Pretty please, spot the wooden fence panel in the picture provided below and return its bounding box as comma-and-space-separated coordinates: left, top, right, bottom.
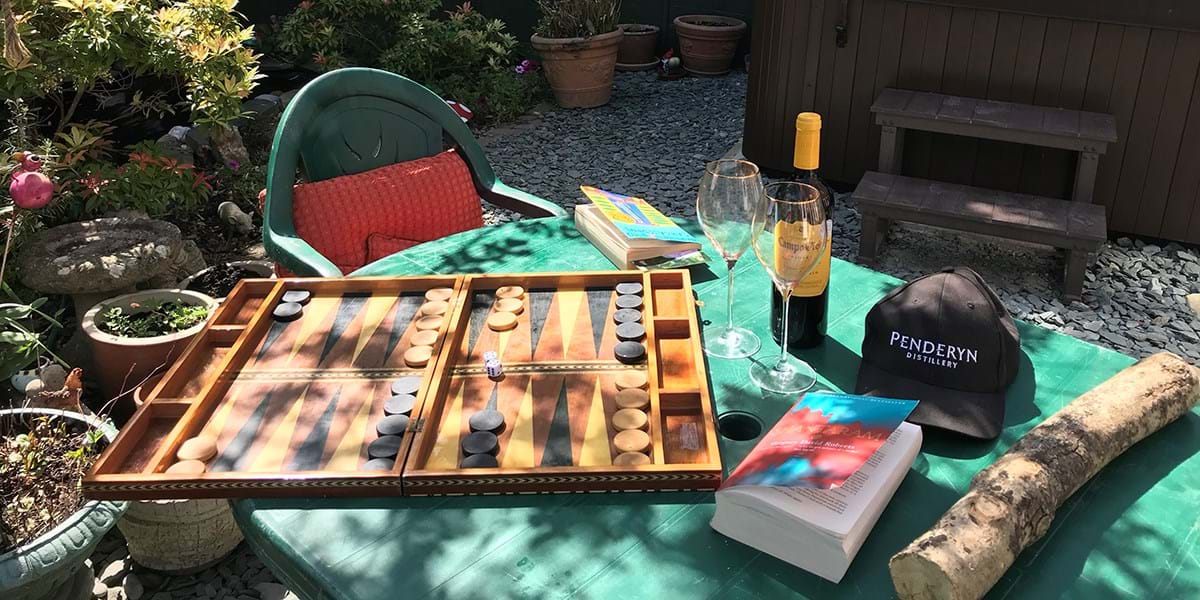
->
743, 0, 1200, 242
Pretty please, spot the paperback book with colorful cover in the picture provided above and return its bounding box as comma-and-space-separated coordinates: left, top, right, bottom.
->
574, 186, 704, 269
711, 392, 922, 582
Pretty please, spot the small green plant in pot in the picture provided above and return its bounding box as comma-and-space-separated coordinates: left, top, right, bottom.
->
81, 290, 217, 415
532, 0, 624, 108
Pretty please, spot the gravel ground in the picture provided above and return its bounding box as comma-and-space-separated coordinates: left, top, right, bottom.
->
86, 69, 1199, 600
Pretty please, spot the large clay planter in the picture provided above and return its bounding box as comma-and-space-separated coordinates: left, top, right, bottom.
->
673, 15, 747, 76
118, 498, 242, 575
532, 28, 623, 108
616, 24, 660, 71
0, 409, 127, 600
82, 289, 217, 417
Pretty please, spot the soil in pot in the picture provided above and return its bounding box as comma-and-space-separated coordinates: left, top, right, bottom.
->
1, 415, 105, 553
183, 264, 261, 299
99, 302, 210, 338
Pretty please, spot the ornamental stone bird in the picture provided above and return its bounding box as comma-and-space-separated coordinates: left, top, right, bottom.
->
9, 152, 54, 210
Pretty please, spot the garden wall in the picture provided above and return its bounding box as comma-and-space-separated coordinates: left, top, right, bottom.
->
743, 0, 1200, 243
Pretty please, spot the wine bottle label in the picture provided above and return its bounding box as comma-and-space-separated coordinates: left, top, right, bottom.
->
773, 220, 827, 282
795, 220, 831, 297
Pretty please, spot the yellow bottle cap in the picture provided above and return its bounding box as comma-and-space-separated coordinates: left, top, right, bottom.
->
794, 112, 822, 170
796, 112, 822, 131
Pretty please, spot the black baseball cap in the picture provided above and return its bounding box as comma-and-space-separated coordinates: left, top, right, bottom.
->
855, 267, 1020, 440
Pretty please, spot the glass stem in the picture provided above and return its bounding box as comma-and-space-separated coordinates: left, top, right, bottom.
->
776, 287, 793, 371
725, 258, 737, 332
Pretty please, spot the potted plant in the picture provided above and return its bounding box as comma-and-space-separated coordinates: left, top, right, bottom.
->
81, 289, 217, 417
531, 0, 624, 108
0, 408, 127, 600
179, 260, 274, 303
673, 15, 747, 76
616, 23, 660, 71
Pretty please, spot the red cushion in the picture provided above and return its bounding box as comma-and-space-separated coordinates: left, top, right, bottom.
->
287, 149, 483, 273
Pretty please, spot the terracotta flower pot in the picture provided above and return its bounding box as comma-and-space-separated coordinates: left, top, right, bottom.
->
82, 289, 217, 415
532, 28, 623, 108
0, 409, 127, 600
616, 24, 660, 71
673, 15, 747, 76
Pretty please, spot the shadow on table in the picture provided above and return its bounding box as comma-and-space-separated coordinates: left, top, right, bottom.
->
239, 414, 1200, 600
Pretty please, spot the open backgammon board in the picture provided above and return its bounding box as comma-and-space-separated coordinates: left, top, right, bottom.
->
84, 271, 723, 499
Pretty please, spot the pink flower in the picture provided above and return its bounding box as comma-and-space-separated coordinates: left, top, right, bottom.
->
514, 65, 526, 74
227, 160, 240, 172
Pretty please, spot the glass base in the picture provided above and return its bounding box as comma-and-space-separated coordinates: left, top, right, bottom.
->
703, 324, 761, 359
749, 354, 817, 393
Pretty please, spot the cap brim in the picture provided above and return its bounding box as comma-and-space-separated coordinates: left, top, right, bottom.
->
854, 361, 1004, 440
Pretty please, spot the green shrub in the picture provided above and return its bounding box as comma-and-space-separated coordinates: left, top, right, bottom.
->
277, 0, 438, 71
276, 1, 541, 123
73, 143, 213, 222
1, 0, 261, 130
435, 69, 545, 124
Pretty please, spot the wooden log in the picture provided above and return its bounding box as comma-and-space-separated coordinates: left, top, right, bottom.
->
889, 352, 1200, 600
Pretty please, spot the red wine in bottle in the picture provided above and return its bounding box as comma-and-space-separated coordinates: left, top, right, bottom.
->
771, 112, 832, 351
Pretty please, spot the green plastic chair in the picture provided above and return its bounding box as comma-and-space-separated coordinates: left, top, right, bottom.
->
262, 67, 566, 277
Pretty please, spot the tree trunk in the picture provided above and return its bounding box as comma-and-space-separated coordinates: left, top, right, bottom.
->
889, 352, 1200, 600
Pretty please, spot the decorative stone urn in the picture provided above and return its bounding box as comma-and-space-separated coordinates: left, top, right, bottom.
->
118, 498, 242, 575
0, 409, 127, 600
673, 15, 747, 76
532, 28, 624, 108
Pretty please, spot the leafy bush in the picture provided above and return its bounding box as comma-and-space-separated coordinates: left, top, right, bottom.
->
277, 1, 541, 123
277, 0, 438, 71
1, 0, 261, 130
47, 141, 214, 224
435, 68, 545, 125
536, 0, 622, 38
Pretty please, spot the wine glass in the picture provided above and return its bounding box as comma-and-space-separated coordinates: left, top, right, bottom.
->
696, 159, 763, 359
749, 181, 829, 392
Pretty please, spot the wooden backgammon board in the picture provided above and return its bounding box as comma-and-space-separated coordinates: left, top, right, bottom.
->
84, 270, 723, 499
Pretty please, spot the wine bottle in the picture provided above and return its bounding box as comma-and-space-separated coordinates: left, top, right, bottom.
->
771, 112, 832, 350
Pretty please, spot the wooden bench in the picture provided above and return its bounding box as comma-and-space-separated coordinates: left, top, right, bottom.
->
871, 88, 1117, 203
854, 172, 1106, 301
855, 88, 1119, 301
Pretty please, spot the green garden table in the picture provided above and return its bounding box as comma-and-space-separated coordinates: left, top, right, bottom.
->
233, 217, 1200, 599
